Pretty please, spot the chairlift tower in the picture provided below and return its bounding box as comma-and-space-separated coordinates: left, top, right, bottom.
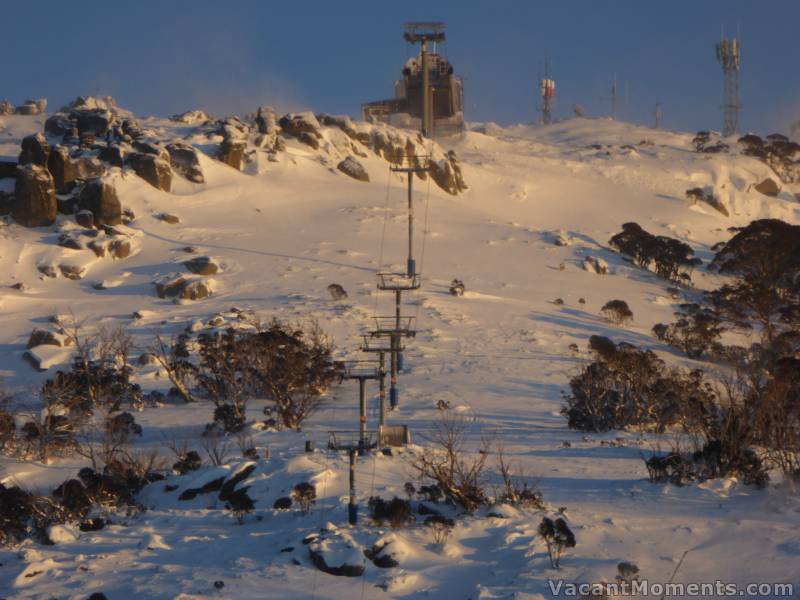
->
716, 32, 741, 136
390, 159, 431, 278
360, 335, 397, 429
654, 102, 663, 129
539, 60, 555, 125
404, 22, 446, 138
340, 361, 382, 455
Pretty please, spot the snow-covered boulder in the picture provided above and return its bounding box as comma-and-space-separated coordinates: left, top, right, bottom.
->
183, 256, 219, 275
367, 533, 410, 568
308, 525, 366, 577
15, 99, 46, 115
171, 110, 211, 124
27, 328, 70, 349
337, 156, 369, 182
166, 142, 204, 183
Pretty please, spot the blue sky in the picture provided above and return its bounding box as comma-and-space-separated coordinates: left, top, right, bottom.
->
3, 0, 799, 133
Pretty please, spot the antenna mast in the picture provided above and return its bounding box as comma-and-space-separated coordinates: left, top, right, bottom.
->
539, 58, 555, 125
716, 28, 741, 136
610, 73, 618, 120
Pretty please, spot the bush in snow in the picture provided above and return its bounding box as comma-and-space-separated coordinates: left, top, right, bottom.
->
708, 219, 800, 343
327, 283, 348, 300
425, 514, 455, 545
0, 410, 16, 452
616, 561, 640, 585
173, 450, 202, 475
538, 517, 576, 569
178, 320, 338, 432
104, 412, 143, 445
403, 481, 416, 500
645, 440, 768, 488
417, 484, 443, 503
600, 300, 633, 325
563, 340, 696, 432
0, 483, 69, 546
652, 303, 724, 359
410, 410, 490, 512
496, 448, 544, 509
449, 278, 465, 296
368, 496, 414, 528
273, 496, 292, 510
609, 222, 701, 284
225, 487, 255, 524
292, 482, 316, 514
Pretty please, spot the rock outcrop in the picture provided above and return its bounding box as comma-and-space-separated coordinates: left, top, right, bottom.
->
754, 177, 780, 197
12, 165, 57, 227
19, 133, 50, 167
337, 156, 369, 182
279, 112, 322, 149
183, 256, 219, 275
47, 146, 76, 193
77, 178, 122, 226
126, 153, 171, 191
217, 139, 246, 171
166, 142, 204, 183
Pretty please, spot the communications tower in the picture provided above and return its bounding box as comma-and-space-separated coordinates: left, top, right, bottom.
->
539, 60, 555, 125
715, 33, 741, 136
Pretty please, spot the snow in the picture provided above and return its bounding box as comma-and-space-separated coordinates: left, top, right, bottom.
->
0, 110, 799, 599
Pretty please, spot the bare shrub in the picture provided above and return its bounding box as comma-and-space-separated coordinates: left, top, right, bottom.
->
538, 517, 576, 569
151, 333, 195, 403
425, 514, 455, 545
496, 447, 544, 509
60, 321, 142, 412
410, 411, 490, 512
292, 482, 316, 514
600, 300, 633, 325
201, 430, 231, 466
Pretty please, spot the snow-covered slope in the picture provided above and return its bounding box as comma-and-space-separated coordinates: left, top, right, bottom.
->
1, 110, 799, 599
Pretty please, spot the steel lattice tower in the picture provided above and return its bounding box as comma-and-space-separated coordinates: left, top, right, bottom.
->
539, 60, 555, 125
716, 36, 741, 136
